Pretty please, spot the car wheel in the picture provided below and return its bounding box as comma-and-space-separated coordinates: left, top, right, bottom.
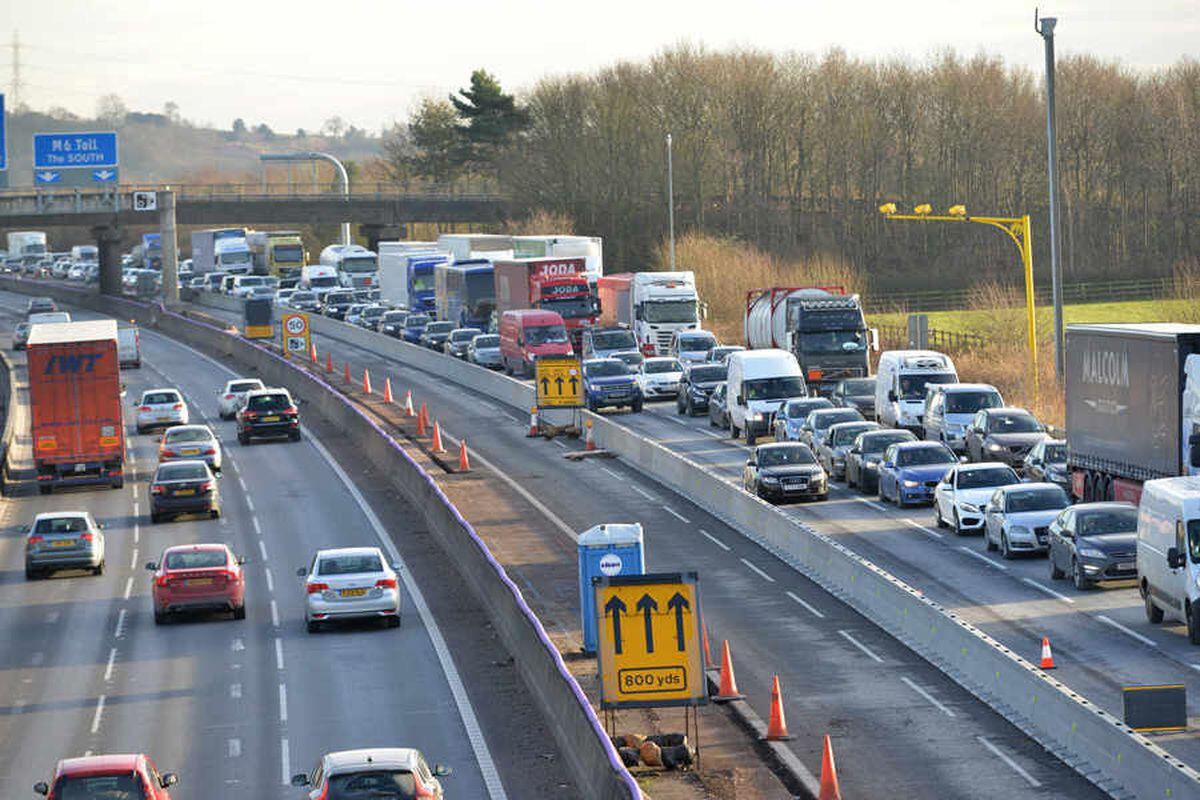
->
93, 562, 104, 576
150, 512, 161, 524
1049, 552, 1065, 579
306, 619, 321, 634
815, 492, 829, 502
154, 609, 167, 625
39, 485, 52, 496
1000, 533, 1013, 560
953, 510, 965, 537
746, 429, 756, 446
676, 398, 685, 415
238, 432, 249, 445
847, 468, 857, 489
233, 604, 246, 621
210, 507, 221, 519
290, 430, 302, 442
25, 565, 39, 580
1144, 586, 1164, 624
1072, 559, 1093, 590
935, 503, 947, 528
387, 615, 401, 629
631, 399, 643, 413
730, 422, 740, 440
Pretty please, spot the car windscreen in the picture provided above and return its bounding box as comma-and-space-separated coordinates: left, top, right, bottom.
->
831, 424, 875, 446
34, 516, 89, 534
426, 322, 455, 334
957, 467, 1017, 489
318, 554, 383, 575
247, 394, 290, 411
689, 366, 726, 383
945, 391, 1002, 414
987, 413, 1042, 434
327, 769, 416, 799
811, 410, 860, 431
406, 314, 430, 327
164, 428, 212, 443
744, 376, 807, 402
292, 292, 317, 302
1078, 508, 1138, 536
451, 330, 480, 342
362, 307, 386, 319
525, 324, 568, 345
382, 312, 407, 323
896, 446, 957, 467
156, 463, 209, 481
788, 399, 831, 418
678, 333, 716, 350
861, 432, 912, 455
613, 353, 643, 368
898, 372, 956, 401
644, 360, 682, 375
166, 549, 227, 569
143, 392, 180, 405
238, 277, 265, 286
585, 361, 629, 378
759, 446, 816, 467
310, 276, 339, 287
53, 774, 144, 799
1044, 444, 1067, 463
473, 335, 500, 348
842, 378, 875, 395
1005, 487, 1068, 512
230, 381, 263, 394
592, 330, 636, 350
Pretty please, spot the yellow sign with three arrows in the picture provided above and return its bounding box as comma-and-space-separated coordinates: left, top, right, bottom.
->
594, 572, 707, 709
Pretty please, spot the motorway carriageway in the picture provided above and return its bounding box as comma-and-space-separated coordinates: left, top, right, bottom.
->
0, 292, 564, 799
208, 302, 1114, 799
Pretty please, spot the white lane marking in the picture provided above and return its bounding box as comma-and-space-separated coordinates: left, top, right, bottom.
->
90, 694, 106, 734
958, 546, 1009, 571
903, 518, 943, 539
132, 501, 139, 517
133, 523, 139, 544
901, 676, 957, 717
228, 738, 242, 758
740, 558, 775, 583
601, 466, 623, 481
231, 637, 245, 652
278, 683, 288, 723
230, 683, 242, 699
270, 599, 280, 628
1097, 614, 1156, 647
838, 629, 884, 663
977, 736, 1041, 787
264, 567, 274, 594
122, 577, 133, 600
280, 738, 290, 786
131, 485, 138, 500
702, 429, 725, 439
699, 528, 731, 551
662, 505, 691, 524
129, 548, 139, 570
275, 637, 285, 670
631, 484, 657, 502
258, 540, 268, 560
237, 475, 247, 492
786, 590, 826, 619
103, 648, 118, 682
1021, 578, 1075, 605
854, 496, 892, 514
551, 439, 567, 449
306, 433, 509, 799
245, 496, 255, 513
46, 610, 60, 623
252, 517, 262, 536
114, 608, 127, 639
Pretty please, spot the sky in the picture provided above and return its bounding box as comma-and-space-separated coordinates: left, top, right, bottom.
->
1, 0, 1197, 133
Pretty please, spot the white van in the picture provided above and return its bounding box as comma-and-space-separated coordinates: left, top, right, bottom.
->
1138, 477, 1200, 642
726, 349, 807, 445
300, 263, 340, 298
117, 325, 141, 369
874, 350, 957, 432
923, 383, 1003, 451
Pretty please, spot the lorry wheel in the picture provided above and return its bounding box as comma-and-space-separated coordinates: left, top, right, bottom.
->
1144, 587, 1164, 624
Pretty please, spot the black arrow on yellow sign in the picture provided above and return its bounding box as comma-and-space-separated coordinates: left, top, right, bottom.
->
636, 594, 659, 653
604, 595, 627, 654
667, 592, 690, 652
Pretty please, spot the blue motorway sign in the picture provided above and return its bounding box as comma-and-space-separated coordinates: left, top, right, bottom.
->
33, 131, 118, 169
0, 94, 7, 172
92, 168, 117, 183
35, 170, 61, 184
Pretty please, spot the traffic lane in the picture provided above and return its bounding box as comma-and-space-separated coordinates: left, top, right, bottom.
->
271, 327, 1104, 797
137, 330, 495, 798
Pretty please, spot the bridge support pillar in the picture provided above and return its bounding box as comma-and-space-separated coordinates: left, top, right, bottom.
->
359, 224, 407, 254
94, 225, 123, 297
159, 191, 179, 306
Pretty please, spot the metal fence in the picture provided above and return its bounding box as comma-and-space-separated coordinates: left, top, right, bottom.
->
876, 324, 988, 353
864, 276, 1178, 313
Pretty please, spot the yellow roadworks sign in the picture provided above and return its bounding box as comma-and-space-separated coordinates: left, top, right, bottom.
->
535, 356, 583, 408
281, 312, 311, 357
594, 572, 707, 709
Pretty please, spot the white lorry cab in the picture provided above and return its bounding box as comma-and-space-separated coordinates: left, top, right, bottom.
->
299, 264, 340, 297
875, 350, 957, 432
726, 349, 807, 446
1138, 477, 1200, 642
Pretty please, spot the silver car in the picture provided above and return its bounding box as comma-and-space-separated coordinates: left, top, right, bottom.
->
983, 482, 1071, 558
134, 388, 189, 434
299, 547, 401, 632
159, 425, 223, 472
25, 511, 105, 579
218, 378, 265, 420
468, 333, 503, 369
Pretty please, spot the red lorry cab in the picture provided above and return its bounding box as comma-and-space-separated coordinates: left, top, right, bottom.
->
26, 320, 125, 494
498, 309, 572, 377
493, 257, 597, 351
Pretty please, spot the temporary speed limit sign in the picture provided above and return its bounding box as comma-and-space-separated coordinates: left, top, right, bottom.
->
281, 312, 311, 358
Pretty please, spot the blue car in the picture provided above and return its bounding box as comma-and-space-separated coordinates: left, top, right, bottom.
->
403, 312, 431, 344
583, 358, 644, 413
877, 441, 958, 507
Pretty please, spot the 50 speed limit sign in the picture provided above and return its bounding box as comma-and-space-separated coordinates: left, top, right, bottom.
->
281, 312, 311, 358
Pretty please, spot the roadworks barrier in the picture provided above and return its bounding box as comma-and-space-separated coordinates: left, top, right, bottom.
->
1, 279, 642, 800
178, 289, 1200, 800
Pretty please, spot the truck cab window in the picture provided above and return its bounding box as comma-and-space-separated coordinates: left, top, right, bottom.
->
1188, 520, 1200, 563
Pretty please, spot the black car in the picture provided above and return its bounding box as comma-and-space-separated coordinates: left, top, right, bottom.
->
150, 460, 221, 523
237, 388, 301, 444
289, 291, 322, 312
26, 297, 57, 316
708, 383, 730, 429
420, 321, 456, 350
845, 429, 917, 493
676, 362, 728, 416
742, 442, 828, 503
1023, 438, 1068, 489
832, 377, 877, 418
1047, 502, 1139, 589
321, 291, 356, 320
376, 310, 409, 338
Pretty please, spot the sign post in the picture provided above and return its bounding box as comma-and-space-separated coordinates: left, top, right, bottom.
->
534, 355, 584, 437
33, 131, 119, 187
281, 312, 311, 357
0, 93, 8, 189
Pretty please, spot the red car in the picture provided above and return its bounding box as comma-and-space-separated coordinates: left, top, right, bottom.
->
147, 543, 246, 625
35, 753, 178, 798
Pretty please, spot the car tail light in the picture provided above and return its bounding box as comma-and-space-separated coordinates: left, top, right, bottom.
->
199, 481, 214, 493
224, 393, 234, 400
151, 484, 164, 495
375, 577, 398, 589
306, 582, 328, 594
155, 574, 169, 588
284, 406, 298, 415
223, 569, 240, 583
204, 447, 216, 455
160, 448, 174, 458
242, 410, 258, 419
27, 535, 43, 547
172, 403, 183, 410
139, 405, 151, 412
80, 532, 94, 542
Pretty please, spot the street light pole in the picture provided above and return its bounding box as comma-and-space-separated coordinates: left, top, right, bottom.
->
260, 151, 351, 246
1037, 11, 1065, 380
666, 133, 676, 271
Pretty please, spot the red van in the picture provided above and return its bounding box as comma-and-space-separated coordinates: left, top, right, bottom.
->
498, 309, 572, 376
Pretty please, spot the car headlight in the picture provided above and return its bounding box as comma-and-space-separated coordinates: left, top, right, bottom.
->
902, 480, 921, 488
960, 502, 980, 514
987, 442, 1005, 452
747, 412, 762, 421
1008, 525, 1032, 539
761, 475, 780, 484
864, 461, 879, 471
1077, 547, 1106, 559
1047, 466, 1068, 479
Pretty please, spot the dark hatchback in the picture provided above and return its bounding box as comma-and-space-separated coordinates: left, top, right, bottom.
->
743, 442, 828, 502
832, 377, 877, 418
420, 321, 456, 350
237, 389, 301, 444
150, 460, 220, 523
1048, 502, 1139, 589
676, 363, 728, 416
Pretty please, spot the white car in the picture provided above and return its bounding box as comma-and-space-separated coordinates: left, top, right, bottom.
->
275, 288, 297, 307
637, 357, 684, 400
159, 424, 223, 472
299, 547, 401, 632
291, 748, 450, 798
933, 462, 1020, 535
670, 329, 719, 363
218, 378, 265, 420
135, 388, 189, 434
983, 482, 1070, 558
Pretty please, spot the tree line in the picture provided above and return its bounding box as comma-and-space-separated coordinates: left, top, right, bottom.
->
391, 47, 1200, 291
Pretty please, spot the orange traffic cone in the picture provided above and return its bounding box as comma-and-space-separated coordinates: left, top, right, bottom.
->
712, 640, 743, 701
585, 418, 596, 451
362, 369, 372, 395
325, 353, 334, 373
701, 612, 713, 669
343, 363, 351, 385
431, 422, 446, 454
764, 675, 791, 740
383, 378, 394, 404
457, 440, 471, 471
818, 735, 841, 800
403, 390, 415, 417
416, 404, 427, 436
526, 407, 539, 437
310, 342, 318, 364
1039, 637, 1055, 670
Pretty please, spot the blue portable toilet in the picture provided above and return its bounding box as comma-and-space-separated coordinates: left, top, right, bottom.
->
578, 523, 645, 653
